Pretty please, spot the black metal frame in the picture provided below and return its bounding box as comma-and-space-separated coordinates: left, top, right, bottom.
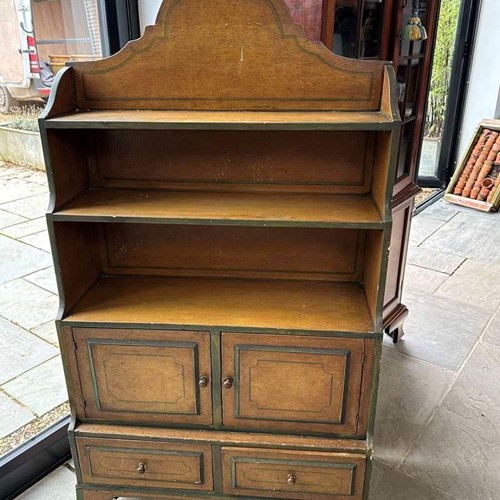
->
101, 0, 140, 55
418, 0, 482, 189
0, 417, 71, 499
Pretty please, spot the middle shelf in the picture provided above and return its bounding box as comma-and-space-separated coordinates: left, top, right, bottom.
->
64, 275, 375, 333
52, 189, 386, 228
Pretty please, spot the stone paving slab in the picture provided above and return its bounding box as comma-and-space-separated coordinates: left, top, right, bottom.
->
370, 460, 453, 500
19, 230, 51, 253
0, 177, 46, 205
0, 234, 52, 285
1, 216, 46, 239
0, 209, 26, 228
404, 264, 449, 294
435, 258, 500, 310
31, 321, 59, 346
421, 211, 500, 263
374, 347, 454, 468
0, 192, 49, 219
0, 278, 58, 331
24, 266, 58, 294
409, 216, 445, 246
389, 288, 490, 370
0, 390, 34, 439
483, 306, 500, 348
0, 317, 58, 385
402, 342, 500, 500
2, 356, 67, 417
406, 245, 465, 275
17, 465, 76, 500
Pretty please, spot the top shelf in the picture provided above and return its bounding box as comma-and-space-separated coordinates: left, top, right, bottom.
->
44, 110, 397, 131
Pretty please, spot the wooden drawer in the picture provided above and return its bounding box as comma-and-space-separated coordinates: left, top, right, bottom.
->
221, 333, 373, 435
221, 447, 365, 499
73, 328, 212, 425
76, 436, 213, 491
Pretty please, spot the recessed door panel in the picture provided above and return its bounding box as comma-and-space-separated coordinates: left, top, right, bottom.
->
73, 328, 212, 426
221, 333, 373, 435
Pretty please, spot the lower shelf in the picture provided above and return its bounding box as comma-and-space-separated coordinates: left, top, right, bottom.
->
64, 276, 375, 333
74, 425, 368, 500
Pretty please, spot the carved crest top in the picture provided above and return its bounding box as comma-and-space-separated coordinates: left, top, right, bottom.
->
67, 0, 389, 112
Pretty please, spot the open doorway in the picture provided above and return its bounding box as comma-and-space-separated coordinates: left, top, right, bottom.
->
416, 0, 480, 207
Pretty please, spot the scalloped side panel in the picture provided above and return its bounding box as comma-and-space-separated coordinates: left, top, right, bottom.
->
70, 0, 386, 112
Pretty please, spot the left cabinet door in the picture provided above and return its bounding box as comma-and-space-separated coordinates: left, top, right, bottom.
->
72, 328, 213, 426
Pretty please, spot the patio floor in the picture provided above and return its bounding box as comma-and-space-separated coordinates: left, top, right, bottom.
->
2, 162, 499, 499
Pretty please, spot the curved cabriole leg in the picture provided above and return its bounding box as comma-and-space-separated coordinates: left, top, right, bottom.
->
384, 304, 409, 344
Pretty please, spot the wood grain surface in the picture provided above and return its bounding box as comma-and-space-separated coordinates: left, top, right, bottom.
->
64, 276, 375, 333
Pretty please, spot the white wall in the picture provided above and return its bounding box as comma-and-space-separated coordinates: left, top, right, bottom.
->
138, 0, 162, 34
458, 0, 500, 160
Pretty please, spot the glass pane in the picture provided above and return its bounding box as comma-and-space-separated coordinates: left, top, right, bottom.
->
360, 0, 383, 58
396, 62, 408, 119
285, 0, 323, 41
397, 121, 415, 180
333, 0, 359, 58
331, 0, 386, 59
419, 0, 460, 179
31, 0, 103, 89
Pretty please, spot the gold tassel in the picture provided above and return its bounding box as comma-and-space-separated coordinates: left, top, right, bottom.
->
400, 5, 428, 41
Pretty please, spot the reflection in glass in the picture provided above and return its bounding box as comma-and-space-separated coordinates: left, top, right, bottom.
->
333, 1, 358, 58
285, 0, 323, 41
332, 0, 383, 59
31, 0, 103, 88
360, 1, 382, 58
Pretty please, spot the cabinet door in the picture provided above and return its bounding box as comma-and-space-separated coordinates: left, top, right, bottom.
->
73, 328, 212, 426
221, 333, 373, 436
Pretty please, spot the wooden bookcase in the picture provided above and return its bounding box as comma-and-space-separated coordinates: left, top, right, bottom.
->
40, 1, 400, 498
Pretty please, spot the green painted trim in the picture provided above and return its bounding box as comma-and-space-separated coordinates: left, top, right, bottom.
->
85, 444, 205, 485
210, 331, 222, 429
61, 322, 383, 338
229, 455, 356, 496
49, 212, 391, 230
44, 119, 399, 132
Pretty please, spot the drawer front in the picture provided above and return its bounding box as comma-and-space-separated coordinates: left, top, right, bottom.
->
77, 437, 213, 491
73, 328, 212, 425
222, 447, 366, 499
221, 333, 373, 435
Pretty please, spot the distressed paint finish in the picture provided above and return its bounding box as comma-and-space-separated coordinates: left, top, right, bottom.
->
39, 0, 400, 498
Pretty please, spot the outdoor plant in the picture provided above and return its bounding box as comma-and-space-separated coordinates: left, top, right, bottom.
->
424, 0, 460, 138
4, 105, 41, 132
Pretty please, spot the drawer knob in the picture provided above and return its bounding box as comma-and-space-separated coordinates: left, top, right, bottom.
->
287, 473, 296, 485
223, 377, 233, 389
199, 376, 209, 388
136, 462, 147, 474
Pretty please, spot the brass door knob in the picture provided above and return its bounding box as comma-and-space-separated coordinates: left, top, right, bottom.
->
199, 376, 209, 388
136, 462, 147, 474
287, 473, 296, 485
223, 377, 233, 389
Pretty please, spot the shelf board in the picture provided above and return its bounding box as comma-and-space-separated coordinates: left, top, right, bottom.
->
44, 110, 396, 130
64, 276, 375, 333
52, 189, 385, 228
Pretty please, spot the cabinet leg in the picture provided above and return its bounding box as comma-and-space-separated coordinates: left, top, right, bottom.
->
383, 303, 408, 344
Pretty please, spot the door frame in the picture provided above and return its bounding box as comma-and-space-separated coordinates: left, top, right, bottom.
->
418, 0, 482, 188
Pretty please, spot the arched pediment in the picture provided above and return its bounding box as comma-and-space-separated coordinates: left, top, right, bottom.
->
70, 0, 387, 111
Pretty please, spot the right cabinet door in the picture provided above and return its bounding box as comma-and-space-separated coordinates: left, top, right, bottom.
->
221, 333, 373, 436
